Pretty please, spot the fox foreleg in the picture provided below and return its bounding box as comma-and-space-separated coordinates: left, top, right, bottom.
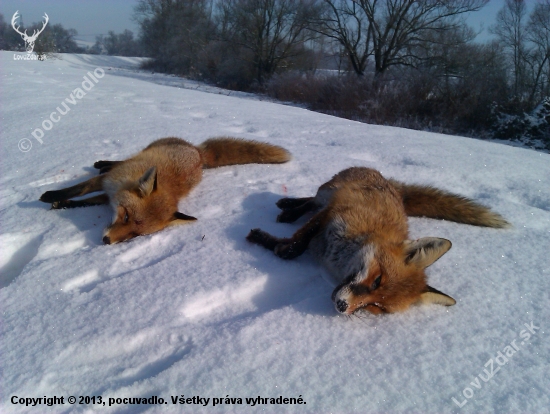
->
40, 175, 105, 203
50, 194, 109, 209
246, 229, 290, 252
247, 210, 327, 259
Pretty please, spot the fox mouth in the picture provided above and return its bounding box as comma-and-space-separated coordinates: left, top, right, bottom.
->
331, 278, 387, 314
102, 232, 141, 245
333, 296, 386, 315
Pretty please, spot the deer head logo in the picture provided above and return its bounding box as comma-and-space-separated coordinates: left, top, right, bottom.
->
11, 11, 49, 53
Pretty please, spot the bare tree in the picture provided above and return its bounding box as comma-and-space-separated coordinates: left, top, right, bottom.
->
526, 0, 550, 102
312, 1, 371, 75
49, 25, 81, 53
135, 0, 215, 72
315, 0, 488, 77
93, 30, 143, 56
491, 0, 528, 97
218, 0, 322, 84
0, 13, 26, 50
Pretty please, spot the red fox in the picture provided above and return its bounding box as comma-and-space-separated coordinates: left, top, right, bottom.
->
40, 137, 291, 244
247, 167, 510, 315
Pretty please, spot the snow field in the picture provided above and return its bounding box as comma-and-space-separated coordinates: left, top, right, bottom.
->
0, 52, 549, 413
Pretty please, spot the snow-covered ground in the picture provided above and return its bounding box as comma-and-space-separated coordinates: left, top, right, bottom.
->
1, 52, 549, 413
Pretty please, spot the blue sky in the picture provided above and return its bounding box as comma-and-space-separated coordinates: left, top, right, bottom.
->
467, 0, 505, 41
0, 0, 513, 44
1, 0, 139, 43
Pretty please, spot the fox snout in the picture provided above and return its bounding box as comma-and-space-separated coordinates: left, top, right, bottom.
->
331, 284, 360, 315
331, 284, 349, 313
332, 290, 364, 315
102, 224, 138, 244
330, 282, 349, 313
332, 292, 370, 315
335, 299, 349, 313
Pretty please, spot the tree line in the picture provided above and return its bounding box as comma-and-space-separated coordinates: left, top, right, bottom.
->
1, 1, 548, 150
0, 12, 83, 54
0, 13, 142, 57
134, 0, 550, 150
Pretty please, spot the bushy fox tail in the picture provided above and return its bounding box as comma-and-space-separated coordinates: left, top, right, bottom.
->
390, 180, 511, 228
198, 137, 291, 168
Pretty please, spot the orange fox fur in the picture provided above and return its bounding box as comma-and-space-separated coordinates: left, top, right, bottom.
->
40, 137, 291, 244
247, 167, 510, 315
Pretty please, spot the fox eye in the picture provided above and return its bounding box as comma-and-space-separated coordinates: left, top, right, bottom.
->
371, 275, 382, 291
123, 212, 129, 223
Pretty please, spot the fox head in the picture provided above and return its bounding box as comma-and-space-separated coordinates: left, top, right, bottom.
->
103, 167, 197, 244
331, 237, 455, 315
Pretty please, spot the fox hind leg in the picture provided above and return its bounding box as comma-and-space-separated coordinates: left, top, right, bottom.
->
276, 197, 314, 210
276, 199, 317, 223
248, 209, 327, 260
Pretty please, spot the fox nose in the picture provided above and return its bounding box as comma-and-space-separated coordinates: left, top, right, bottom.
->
102, 236, 111, 245
336, 299, 348, 313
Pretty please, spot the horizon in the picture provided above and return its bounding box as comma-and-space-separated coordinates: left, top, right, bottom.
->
1, 0, 516, 46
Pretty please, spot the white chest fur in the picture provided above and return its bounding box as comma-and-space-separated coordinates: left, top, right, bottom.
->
309, 215, 373, 286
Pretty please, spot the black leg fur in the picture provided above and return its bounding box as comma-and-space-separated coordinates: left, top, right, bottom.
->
246, 229, 286, 251
40, 175, 104, 203
93, 160, 121, 169
276, 200, 317, 223
276, 197, 314, 210
51, 194, 109, 209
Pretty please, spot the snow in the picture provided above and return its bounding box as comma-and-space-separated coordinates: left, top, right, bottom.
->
1, 52, 549, 413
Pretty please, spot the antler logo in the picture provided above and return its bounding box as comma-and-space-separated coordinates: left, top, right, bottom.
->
11, 11, 49, 53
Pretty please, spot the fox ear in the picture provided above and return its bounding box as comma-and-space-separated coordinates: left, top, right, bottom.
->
138, 167, 157, 197
170, 211, 198, 225
419, 285, 456, 307
404, 237, 452, 268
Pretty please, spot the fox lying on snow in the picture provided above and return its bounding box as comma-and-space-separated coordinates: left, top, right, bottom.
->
40, 137, 291, 244
247, 167, 510, 315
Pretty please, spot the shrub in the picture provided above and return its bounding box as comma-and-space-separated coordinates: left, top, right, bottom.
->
492, 98, 550, 150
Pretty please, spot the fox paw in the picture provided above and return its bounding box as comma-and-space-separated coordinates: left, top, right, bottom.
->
50, 200, 72, 209
246, 228, 264, 243
247, 229, 285, 252
40, 191, 61, 203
